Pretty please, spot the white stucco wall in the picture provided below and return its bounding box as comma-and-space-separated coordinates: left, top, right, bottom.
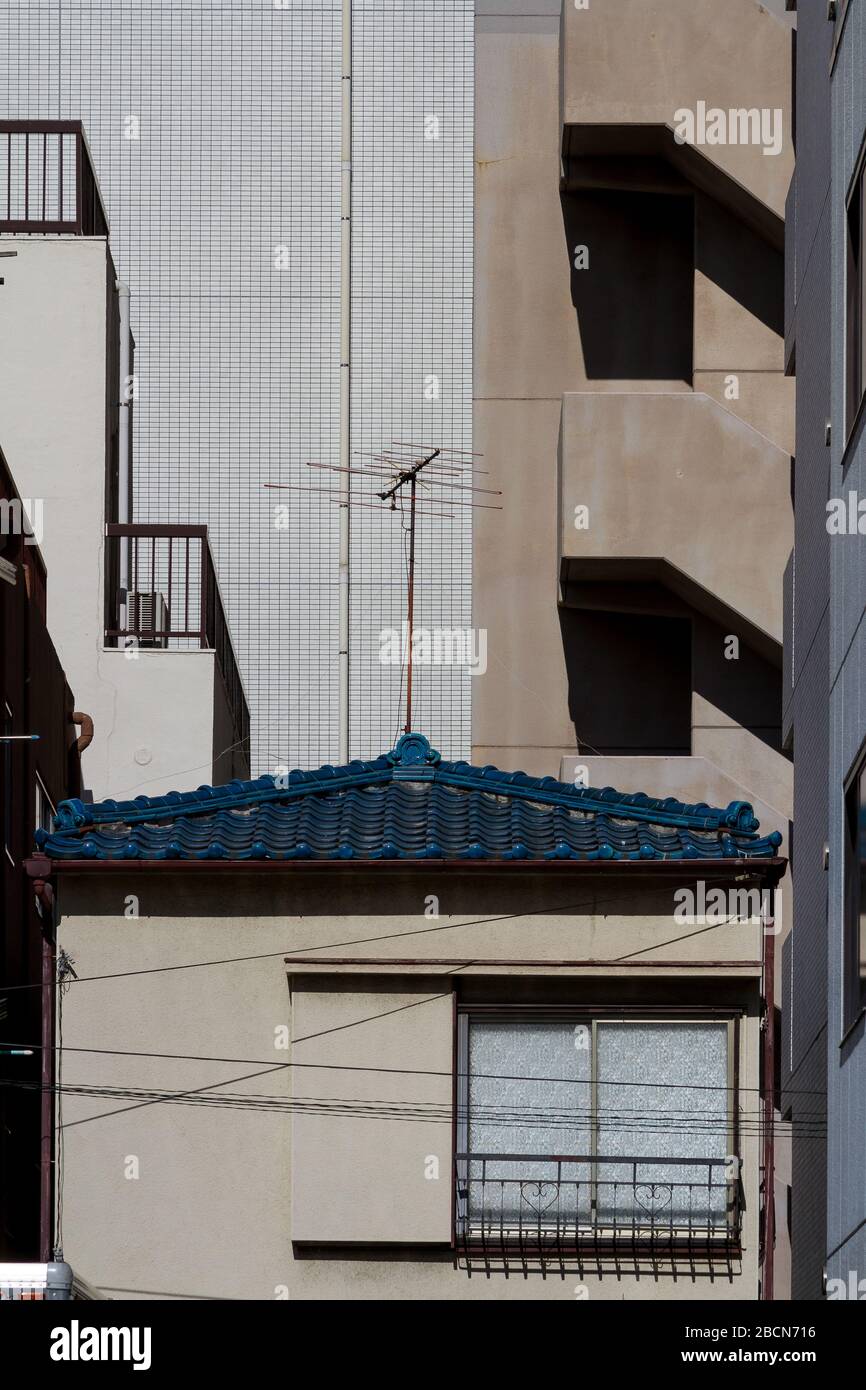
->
0, 237, 233, 800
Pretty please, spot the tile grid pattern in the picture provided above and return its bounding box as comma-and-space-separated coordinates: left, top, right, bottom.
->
0, 0, 473, 774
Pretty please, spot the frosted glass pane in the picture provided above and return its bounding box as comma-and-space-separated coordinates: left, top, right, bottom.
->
466, 1021, 591, 1227
596, 1022, 729, 1227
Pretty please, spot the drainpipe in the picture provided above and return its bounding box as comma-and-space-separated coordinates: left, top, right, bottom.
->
761, 891, 776, 1301
338, 0, 352, 764
117, 283, 131, 632
71, 711, 94, 755
29, 867, 56, 1263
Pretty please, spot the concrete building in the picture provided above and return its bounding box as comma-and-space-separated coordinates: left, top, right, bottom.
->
783, 0, 866, 1301
473, 0, 795, 1292
0, 122, 249, 802
30, 732, 785, 1299
0, 1, 475, 774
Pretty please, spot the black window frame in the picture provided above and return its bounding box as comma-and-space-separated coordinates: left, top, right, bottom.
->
843, 746, 866, 1033
2, 702, 12, 866
845, 144, 866, 442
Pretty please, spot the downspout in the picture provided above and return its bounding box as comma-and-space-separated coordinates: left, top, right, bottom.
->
30, 868, 55, 1262
117, 283, 131, 633
761, 892, 776, 1301
72, 711, 93, 755
338, 0, 352, 764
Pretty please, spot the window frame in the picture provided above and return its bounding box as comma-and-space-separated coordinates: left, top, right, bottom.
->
845, 141, 866, 444
830, 0, 853, 75
34, 770, 55, 837
2, 701, 13, 867
455, 1007, 740, 1250
842, 745, 866, 1036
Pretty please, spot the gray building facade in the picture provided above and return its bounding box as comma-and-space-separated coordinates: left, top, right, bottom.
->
784, 0, 866, 1301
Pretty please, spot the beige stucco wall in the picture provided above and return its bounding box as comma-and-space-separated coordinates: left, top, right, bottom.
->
291, 983, 453, 1244
0, 237, 241, 799
472, 7, 793, 814
559, 392, 792, 645
53, 868, 770, 1299
561, 0, 793, 218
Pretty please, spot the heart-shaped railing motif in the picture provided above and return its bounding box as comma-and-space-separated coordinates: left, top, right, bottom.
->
519, 1181, 559, 1214
635, 1183, 673, 1214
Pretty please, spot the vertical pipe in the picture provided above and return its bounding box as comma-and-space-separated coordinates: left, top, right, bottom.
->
75, 132, 82, 235
117, 283, 131, 637
338, 0, 352, 764
39, 914, 55, 1262
404, 475, 416, 734
762, 901, 776, 1301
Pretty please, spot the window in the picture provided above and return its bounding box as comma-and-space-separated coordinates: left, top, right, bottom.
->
846, 153, 866, 439
830, 1, 852, 71
35, 773, 54, 836
843, 752, 866, 1032
456, 1013, 736, 1252
2, 703, 12, 866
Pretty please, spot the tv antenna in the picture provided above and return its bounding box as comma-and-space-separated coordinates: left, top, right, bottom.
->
265, 442, 502, 736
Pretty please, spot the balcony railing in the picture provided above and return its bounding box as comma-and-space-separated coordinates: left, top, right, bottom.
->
105, 524, 249, 765
0, 121, 108, 237
455, 1153, 740, 1265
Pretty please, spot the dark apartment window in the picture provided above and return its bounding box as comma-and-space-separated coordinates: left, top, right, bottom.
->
846, 156, 866, 438
455, 1015, 735, 1248
35, 774, 54, 836
2, 703, 12, 866
843, 753, 866, 1031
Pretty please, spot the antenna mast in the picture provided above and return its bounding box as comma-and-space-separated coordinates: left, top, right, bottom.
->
266, 440, 499, 746
377, 449, 441, 733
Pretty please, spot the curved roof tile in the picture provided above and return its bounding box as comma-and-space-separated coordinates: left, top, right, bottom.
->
36, 733, 783, 863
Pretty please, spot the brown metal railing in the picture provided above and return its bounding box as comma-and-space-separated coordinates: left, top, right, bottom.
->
0, 121, 108, 236
105, 524, 249, 765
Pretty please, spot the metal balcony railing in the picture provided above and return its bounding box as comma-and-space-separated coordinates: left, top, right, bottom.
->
0, 121, 108, 236
105, 524, 249, 765
455, 1153, 740, 1263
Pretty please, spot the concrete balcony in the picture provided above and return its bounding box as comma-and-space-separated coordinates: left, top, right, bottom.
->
561, 0, 793, 242
558, 391, 792, 654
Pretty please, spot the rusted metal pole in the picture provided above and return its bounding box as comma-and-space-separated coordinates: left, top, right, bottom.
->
404, 473, 417, 734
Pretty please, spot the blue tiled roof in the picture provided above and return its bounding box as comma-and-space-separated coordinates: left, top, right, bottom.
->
35, 733, 783, 864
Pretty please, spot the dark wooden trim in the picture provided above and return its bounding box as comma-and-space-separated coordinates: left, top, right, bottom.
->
105, 523, 208, 539
0, 120, 85, 134
456, 1004, 747, 1016
285, 958, 763, 970
29, 855, 788, 881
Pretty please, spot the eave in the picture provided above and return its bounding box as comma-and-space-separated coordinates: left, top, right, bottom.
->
25, 854, 788, 884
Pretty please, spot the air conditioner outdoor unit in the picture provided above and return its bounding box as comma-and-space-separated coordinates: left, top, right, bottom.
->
128, 590, 170, 648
